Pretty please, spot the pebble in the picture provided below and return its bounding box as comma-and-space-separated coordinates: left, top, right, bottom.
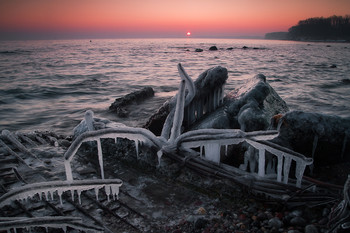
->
290, 216, 306, 227
268, 217, 283, 229
305, 224, 319, 233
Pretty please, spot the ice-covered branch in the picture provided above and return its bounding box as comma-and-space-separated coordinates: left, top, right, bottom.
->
178, 63, 196, 105
0, 179, 123, 207
169, 80, 186, 143
0, 216, 104, 233
1, 130, 41, 161
64, 127, 163, 180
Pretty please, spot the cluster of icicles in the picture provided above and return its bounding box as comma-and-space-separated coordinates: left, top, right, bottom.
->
0, 179, 122, 208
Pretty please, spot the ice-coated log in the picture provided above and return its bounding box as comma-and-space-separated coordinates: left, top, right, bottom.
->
169, 80, 186, 143
1, 130, 40, 161
64, 127, 163, 180
0, 216, 104, 233
246, 139, 312, 186
145, 65, 227, 134
0, 138, 27, 165
0, 179, 123, 208
178, 63, 196, 106
97, 139, 104, 179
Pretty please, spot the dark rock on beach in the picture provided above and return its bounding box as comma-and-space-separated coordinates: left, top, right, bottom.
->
209, 46, 218, 51
144, 66, 228, 135
195, 48, 203, 52
225, 74, 289, 132
109, 86, 154, 117
272, 111, 350, 168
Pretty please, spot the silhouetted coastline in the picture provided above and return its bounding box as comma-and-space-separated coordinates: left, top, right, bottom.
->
265, 15, 350, 42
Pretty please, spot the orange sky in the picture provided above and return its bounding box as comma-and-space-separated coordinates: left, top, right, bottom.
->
0, 0, 349, 39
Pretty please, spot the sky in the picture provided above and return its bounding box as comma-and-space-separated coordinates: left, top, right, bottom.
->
0, 0, 349, 39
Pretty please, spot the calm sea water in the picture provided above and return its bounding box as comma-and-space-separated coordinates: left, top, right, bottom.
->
1, 38, 349, 135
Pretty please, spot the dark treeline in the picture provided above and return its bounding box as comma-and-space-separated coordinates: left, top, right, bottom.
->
266, 15, 350, 41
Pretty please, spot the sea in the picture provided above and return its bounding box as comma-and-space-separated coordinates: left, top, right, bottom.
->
1, 38, 350, 135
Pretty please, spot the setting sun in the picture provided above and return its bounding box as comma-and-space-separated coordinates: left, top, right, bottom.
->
186, 32, 191, 36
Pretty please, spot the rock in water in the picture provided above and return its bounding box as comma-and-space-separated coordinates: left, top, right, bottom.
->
144, 66, 228, 135
222, 73, 288, 132
272, 111, 350, 165
145, 69, 288, 134
109, 86, 154, 117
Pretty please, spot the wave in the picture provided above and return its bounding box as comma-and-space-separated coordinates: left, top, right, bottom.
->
0, 49, 32, 55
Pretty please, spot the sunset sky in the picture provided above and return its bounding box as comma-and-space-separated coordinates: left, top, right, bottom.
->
0, 0, 349, 39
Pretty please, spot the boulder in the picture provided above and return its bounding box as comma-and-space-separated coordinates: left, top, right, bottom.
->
109, 86, 154, 117
144, 66, 228, 135
271, 111, 350, 165
145, 68, 288, 135
209, 46, 218, 51
224, 74, 289, 132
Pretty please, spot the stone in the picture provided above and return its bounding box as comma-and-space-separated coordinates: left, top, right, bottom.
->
271, 111, 350, 166
305, 224, 319, 233
225, 74, 289, 132
268, 217, 283, 229
109, 86, 154, 117
290, 216, 306, 227
209, 46, 218, 51
194, 218, 209, 230
144, 66, 228, 135
195, 48, 203, 52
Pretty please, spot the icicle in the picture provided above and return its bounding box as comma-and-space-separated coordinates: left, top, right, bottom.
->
57, 190, 63, 205
50, 190, 54, 200
111, 184, 120, 200
97, 139, 104, 179
276, 155, 283, 182
95, 187, 99, 201
157, 150, 163, 166
169, 80, 186, 143
295, 162, 307, 188
45, 227, 48, 233
204, 143, 220, 163
135, 140, 139, 159
248, 149, 257, 173
200, 145, 203, 158
77, 190, 82, 204
105, 185, 111, 202
283, 157, 292, 184
39, 192, 43, 200
258, 149, 265, 177
44, 191, 49, 201
225, 145, 228, 156
71, 189, 75, 201
114, 138, 117, 144
62, 226, 67, 233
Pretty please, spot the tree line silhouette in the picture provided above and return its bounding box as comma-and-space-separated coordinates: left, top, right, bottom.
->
266, 15, 350, 41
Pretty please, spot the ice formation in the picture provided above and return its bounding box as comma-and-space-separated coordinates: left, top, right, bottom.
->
64, 126, 164, 181
1, 129, 40, 161
65, 64, 313, 190
0, 179, 122, 208
0, 216, 104, 233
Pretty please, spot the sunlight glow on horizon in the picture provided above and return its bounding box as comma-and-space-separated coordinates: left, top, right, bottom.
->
1, 0, 349, 39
